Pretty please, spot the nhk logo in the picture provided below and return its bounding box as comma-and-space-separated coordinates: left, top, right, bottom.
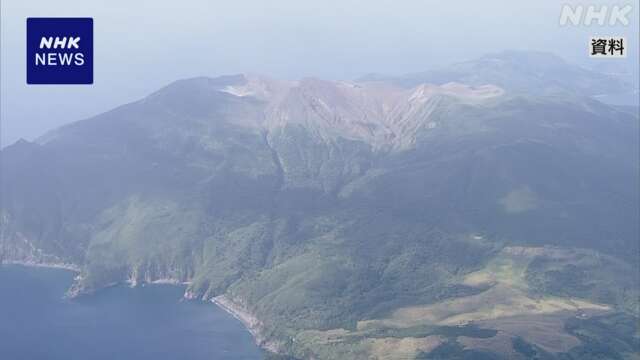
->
36, 37, 85, 66
27, 18, 93, 84
559, 4, 633, 26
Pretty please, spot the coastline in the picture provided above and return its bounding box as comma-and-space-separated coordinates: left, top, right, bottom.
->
1, 260, 276, 355
126, 277, 191, 287
1, 259, 81, 273
210, 295, 281, 354
0, 264, 266, 360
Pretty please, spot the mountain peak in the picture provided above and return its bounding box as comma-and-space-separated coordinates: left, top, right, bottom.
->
143, 73, 504, 150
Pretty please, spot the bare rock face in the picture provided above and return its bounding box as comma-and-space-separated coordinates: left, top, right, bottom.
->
220, 74, 504, 151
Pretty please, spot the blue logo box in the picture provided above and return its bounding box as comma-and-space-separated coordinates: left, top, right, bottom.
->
26, 18, 93, 84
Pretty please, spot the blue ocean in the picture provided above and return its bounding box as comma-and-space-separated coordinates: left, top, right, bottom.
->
0, 265, 263, 360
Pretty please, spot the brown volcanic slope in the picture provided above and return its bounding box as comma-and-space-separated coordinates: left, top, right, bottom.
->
216, 75, 504, 150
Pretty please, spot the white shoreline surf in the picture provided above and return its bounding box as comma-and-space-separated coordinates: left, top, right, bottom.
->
1, 259, 81, 272
1, 261, 275, 355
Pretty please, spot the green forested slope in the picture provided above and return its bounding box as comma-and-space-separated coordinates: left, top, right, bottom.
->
1, 68, 638, 359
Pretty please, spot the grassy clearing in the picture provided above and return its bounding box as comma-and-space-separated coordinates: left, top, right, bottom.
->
293, 245, 626, 358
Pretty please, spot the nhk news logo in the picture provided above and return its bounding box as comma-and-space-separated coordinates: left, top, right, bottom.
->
27, 18, 93, 84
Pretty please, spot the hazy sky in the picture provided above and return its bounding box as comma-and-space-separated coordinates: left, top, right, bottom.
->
1, 0, 638, 146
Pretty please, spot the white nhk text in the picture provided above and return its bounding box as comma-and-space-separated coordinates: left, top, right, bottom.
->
35, 36, 85, 66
